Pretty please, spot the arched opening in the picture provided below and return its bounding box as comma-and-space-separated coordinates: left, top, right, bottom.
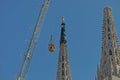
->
107, 19, 109, 24
115, 49, 117, 56
109, 49, 112, 55
108, 34, 111, 39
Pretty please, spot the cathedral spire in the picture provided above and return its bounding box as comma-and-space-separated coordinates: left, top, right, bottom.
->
97, 7, 120, 80
56, 16, 72, 80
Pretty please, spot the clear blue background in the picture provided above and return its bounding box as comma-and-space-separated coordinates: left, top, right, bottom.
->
0, 0, 120, 80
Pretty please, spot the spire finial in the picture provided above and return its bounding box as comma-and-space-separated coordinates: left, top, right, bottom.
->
62, 16, 64, 23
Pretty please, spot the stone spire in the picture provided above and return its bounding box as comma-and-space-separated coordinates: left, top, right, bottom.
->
97, 7, 120, 80
56, 16, 72, 80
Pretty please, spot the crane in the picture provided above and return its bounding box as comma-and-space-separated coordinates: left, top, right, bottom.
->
17, 0, 50, 80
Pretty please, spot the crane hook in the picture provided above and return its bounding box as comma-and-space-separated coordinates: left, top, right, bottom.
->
48, 34, 55, 53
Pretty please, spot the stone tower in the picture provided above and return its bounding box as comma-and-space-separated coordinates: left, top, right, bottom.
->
97, 7, 120, 80
56, 16, 72, 80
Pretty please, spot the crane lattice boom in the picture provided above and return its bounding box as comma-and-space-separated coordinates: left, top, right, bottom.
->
17, 0, 50, 80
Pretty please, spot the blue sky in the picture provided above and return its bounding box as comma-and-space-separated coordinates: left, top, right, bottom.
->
0, 0, 120, 80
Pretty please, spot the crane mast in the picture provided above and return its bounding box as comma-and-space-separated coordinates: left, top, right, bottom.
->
17, 0, 50, 80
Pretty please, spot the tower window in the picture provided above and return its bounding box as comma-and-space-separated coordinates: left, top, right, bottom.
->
62, 70, 64, 76
111, 58, 113, 61
109, 50, 112, 55
62, 56, 64, 61
107, 19, 109, 24
62, 63, 64, 68
108, 34, 110, 39
108, 27, 110, 32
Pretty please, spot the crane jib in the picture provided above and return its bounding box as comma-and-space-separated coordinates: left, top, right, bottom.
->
17, 0, 50, 80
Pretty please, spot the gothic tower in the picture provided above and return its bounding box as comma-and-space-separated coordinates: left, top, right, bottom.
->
56, 16, 72, 80
97, 7, 120, 80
